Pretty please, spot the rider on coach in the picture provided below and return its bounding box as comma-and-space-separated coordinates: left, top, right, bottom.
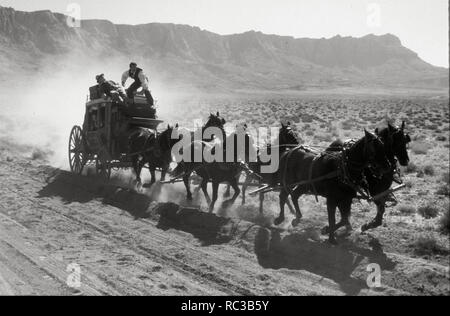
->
121, 62, 155, 109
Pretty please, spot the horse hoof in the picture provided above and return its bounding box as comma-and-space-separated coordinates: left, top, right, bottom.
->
274, 217, 285, 226
321, 226, 330, 235
328, 238, 338, 245
291, 218, 301, 227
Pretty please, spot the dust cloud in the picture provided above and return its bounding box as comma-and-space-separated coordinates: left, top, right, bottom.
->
0, 53, 199, 169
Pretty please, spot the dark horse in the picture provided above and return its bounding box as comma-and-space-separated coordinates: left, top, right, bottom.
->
327, 121, 411, 232
241, 122, 300, 211
171, 112, 227, 206
196, 123, 261, 212
276, 130, 391, 244
206, 122, 299, 213
129, 124, 180, 187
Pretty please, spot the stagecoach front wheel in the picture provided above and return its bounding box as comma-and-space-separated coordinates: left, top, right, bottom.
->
68, 126, 85, 174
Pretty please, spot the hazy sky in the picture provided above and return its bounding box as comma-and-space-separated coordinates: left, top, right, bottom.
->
0, 0, 448, 67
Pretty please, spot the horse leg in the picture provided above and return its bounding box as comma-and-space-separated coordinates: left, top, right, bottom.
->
149, 165, 156, 185
183, 173, 193, 201
241, 176, 248, 205
241, 175, 251, 205
286, 198, 296, 215
132, 157, 142, 185
242, 182, 246, 205
259, 192, 264, 214
274, 190, 288, 225
290, 187, 304, 227
200, 178, 211, 205
224, 184, 231, 198
209, 181, 219, 213
229, 178, 241, 203
335, 199, 353, 235
362, 200, 385, 232
160, 166, 167, 182
322, 199, 338, 244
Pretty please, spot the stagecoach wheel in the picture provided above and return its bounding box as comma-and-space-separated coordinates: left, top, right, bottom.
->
68, 126, 86, 175
95, 158, 111, 181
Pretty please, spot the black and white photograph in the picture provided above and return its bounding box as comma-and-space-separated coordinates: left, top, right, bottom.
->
0, 0, 448, 299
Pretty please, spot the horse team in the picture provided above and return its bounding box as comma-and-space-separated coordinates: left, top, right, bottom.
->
129, 112, 411, 244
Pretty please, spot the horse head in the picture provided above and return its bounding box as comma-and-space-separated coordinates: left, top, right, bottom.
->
160, 123, 180, 151
279, 121, 299, 147
202, 112, 226, 142
375, 121, 411, 167
205, 112, 226, 130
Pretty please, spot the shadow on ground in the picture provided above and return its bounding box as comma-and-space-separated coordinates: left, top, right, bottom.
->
37, 170, 244, 246
254, 227, 397, 295
37, 170, 153, 218
156, 204, 243, 246
37, 170, 399, 295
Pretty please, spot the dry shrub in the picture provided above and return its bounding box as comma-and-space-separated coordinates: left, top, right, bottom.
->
397, 204, 416, 215
439, 207, 450, 234
411, 142, 429, 155
413, 234, 448, 256
417, 204, 440, 219
423, 165, 435, 176
404, 162, 418, 174
442, 172, 449, 184
31, 148, 50, 161
436, 184, 450, 197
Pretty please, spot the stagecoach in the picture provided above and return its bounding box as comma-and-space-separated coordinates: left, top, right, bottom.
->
68, 86, 163, 179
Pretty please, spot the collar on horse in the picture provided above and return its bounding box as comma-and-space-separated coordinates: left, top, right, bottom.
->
339, 148, 371, 200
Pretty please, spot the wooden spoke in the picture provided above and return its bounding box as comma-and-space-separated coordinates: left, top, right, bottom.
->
68, 126, 86, 175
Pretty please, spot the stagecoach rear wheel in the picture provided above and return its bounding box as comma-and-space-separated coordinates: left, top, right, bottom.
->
96, 157, 111, 181
68, 126, 86, 175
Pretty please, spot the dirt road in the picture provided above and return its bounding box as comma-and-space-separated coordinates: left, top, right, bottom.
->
0, 152, 448, 296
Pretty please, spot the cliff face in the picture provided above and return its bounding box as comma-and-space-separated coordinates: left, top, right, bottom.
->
0, 5, 447, 90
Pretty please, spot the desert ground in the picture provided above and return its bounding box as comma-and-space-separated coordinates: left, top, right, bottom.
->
0, 94, 449, 296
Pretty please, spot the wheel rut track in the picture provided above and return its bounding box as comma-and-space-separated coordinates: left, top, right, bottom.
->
1, 183, 255, 296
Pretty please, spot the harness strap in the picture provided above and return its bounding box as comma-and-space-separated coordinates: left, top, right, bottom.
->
282, 145, 303, 195
289, 171, 339, 188
339, 150, 371, 200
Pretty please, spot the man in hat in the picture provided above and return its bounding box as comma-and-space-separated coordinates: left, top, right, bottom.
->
121, 62, 154, 108
96, 74, 127, 103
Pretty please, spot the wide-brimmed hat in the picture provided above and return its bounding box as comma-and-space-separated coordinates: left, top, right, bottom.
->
96, 73, 105, 83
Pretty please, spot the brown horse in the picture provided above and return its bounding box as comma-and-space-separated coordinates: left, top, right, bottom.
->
276, 130, 391, 244
129, 124, 180, 187
328, 121, 411, 232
